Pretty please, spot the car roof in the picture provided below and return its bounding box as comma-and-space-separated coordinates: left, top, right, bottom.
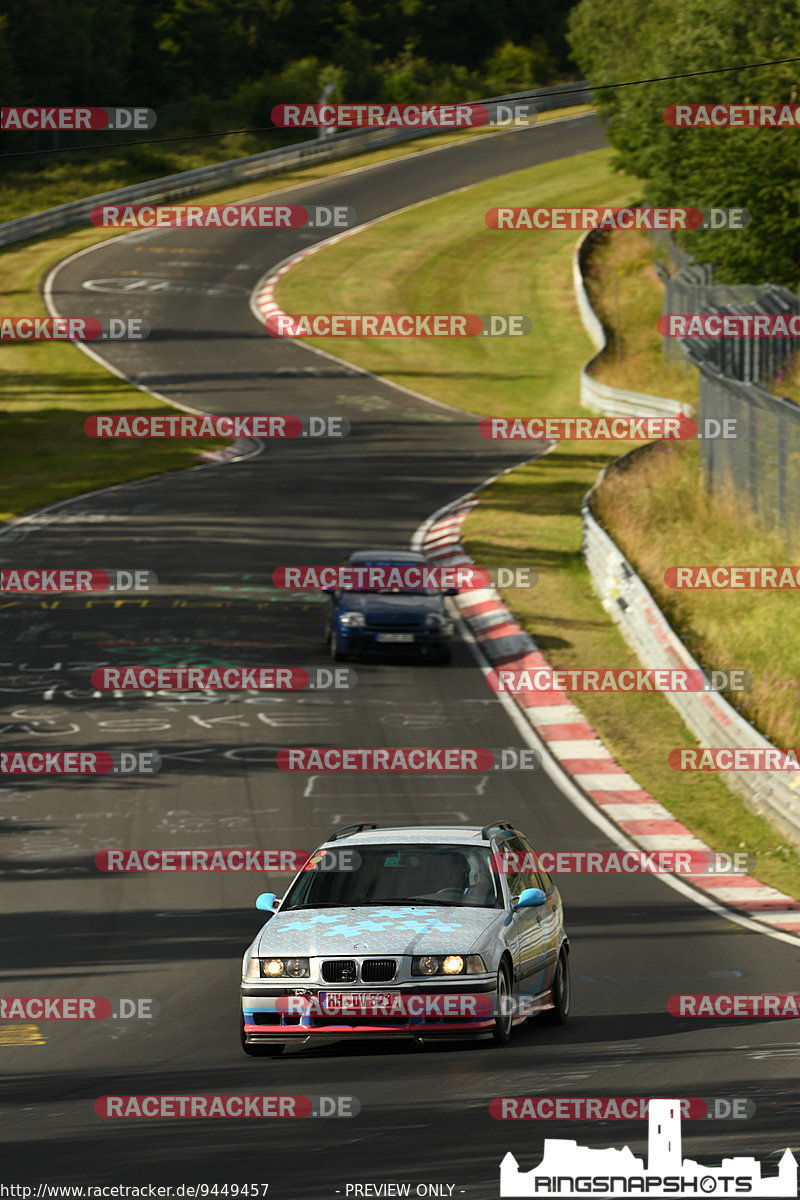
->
347, 550, 429, 565
319, 825, 508, 849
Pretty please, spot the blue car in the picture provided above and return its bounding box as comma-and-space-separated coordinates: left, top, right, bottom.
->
325, 550, 456, 664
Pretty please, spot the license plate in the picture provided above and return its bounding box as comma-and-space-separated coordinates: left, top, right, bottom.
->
319, 992, 394, 1010
376, 632, 414, 643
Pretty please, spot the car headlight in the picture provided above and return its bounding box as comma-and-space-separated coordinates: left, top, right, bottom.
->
411, 954, 486, 976
249, 957, 310, 979
339, 612, 365, 628
425, 612, 451, 630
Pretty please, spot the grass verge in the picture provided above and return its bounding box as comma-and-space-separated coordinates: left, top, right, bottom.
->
275, 145, 800, 899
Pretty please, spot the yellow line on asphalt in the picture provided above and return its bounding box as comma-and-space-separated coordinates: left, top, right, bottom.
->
0, 1023, 46, 1045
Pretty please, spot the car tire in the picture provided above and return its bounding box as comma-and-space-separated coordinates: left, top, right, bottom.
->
541, 949, 570, 1026
434, 649, 452, 665
329, 629, 347, 662
240, 1013, 285, 1057
492, 962, 514, 1046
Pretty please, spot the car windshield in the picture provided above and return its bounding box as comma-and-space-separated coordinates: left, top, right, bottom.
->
281, 844, 503, 910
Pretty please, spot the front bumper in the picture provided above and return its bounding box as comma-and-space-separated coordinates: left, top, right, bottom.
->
241, 979, 497, 1040
336, 627, 451, 657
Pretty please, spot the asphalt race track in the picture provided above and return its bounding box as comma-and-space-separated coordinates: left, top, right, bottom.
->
2, 114, 800, 1194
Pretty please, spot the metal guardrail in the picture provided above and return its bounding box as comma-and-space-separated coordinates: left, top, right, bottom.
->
573, 228, 695, 420
582, 479, 800, 850
574, 235, 800, 850
0, 82, 591, 251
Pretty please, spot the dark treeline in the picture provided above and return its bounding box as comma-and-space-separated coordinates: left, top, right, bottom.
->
0, 0, 577, 151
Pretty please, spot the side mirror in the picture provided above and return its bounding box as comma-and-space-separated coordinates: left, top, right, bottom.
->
256, 892, 279, 912
443, 587, 459, 597
514, 887, 547, 908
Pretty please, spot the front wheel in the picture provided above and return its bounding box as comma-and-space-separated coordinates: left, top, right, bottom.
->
541, 949, 570, 1025
492, 963, 513, 1045
329, 629, 348, 662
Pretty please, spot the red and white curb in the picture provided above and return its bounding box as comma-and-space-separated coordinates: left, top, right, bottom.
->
197, 437, 260, 464
422, 496, 800, 937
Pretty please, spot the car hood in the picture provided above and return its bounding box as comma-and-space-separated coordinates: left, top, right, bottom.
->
255, 905, 501, 956
337, 593, 443, 617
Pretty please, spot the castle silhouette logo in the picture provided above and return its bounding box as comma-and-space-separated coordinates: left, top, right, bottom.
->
500, 1099, 797, 1197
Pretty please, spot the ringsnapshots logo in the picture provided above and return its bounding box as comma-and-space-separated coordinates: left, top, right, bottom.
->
0, 568, 155, 594
84, 414, 349, 439
271, 564, 537, 589
485, 207, 749, 231
271, 102, 535, 128
1, 107, 156, 130
276, 747, 541, 771
90, 666, 355, 691
664, 103, 800, 127
91, 204, 356, 230
95, 847, 361, 872
265, 313, 530, 337
499, 1098, 796, 1197
0, 317, 149, 340
487, 668, 751, 694
1, 750, 160, 776
95, 1095, 358, 1118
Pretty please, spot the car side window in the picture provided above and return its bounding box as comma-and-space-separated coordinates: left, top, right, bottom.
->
517, 833, 553, 891
500, 836, 538, 899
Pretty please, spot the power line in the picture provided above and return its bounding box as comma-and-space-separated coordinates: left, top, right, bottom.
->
2, 54, 800, 161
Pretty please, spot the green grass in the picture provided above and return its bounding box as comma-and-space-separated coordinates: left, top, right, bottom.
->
275, 144, 800, 901
0, 105, 593, 523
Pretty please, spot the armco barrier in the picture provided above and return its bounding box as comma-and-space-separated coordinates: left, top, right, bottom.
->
0, 83, 590, 251
574, 238, 800, 850
574, 227, 695, 420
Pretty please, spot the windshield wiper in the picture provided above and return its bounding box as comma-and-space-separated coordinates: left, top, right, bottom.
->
282, 902, 354, 910
355, 898, 455, 906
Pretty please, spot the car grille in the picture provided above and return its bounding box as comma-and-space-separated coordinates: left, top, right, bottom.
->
361, 959, 397, 983
366, 617, 421, 630
321, 959, 358, 983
